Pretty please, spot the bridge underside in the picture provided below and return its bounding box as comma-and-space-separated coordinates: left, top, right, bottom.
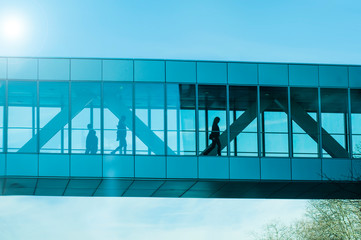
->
1, 177, 360, 199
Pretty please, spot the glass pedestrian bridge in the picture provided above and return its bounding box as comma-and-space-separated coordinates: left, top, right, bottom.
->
0, 57, 360, 198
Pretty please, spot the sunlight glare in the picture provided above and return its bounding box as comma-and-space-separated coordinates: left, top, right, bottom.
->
2, 16, 26, 41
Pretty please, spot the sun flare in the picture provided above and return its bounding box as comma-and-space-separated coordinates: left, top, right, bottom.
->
2, 16, 26, 41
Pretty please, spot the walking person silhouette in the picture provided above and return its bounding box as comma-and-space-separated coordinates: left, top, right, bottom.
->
204, 117, 221, 156
85, 124, 98, 154
111, 116, 127, 155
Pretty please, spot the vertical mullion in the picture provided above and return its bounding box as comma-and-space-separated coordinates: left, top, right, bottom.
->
4, 58, 8, 153
100, 60, 104, 156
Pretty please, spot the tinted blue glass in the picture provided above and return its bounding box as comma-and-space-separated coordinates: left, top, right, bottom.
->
103, 155, 134, 177
39, 59, 70, 80
71, 82, 101, 154
289, 65, 318, 86
198, 156, 229, 179
261, 158, 291, 180
322, 159, 352, 180
228, 63, 257, 85
0, 58, 6, 79
349, 67, 361, 88
167, 84, 196, 155
230, 157, 260, 179
6, 153, 38, 176
198, 85, 228, 156
167, 156, 197, 178
39, 154, 69, 177
260, 87, 289, 157
350, 89, 361, 157
166, 61, 196, 83
197, 62, 227, 84
292, 158, 321, 180
321, 88, 348, 158
229, 86, 258, 156
71, 59, 101, 81
0, 81, 4, 152
319, 66, 348, 87
135, 83, 165, 155
135, 156, 166, 178
103, 82, 133, 154
0, 154, 4, 175
103, 59, 133, 81
134, 60, 165, 82
291, 88, 319, 157
259, 64, 288, 86
8, 58, 37, 80
39, 82, 69, 153
8, 81, 38, 153
70, 155, 102, 177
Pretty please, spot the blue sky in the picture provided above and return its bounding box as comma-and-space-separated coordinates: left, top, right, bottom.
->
0, 0, 360, 239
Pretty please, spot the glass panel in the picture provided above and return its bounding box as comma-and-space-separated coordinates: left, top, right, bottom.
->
321, 88, 349, 158
103, 59, 133, 81
71, 59, 101, 81
228, 63, 257, 85
8, 58, 37, 80
0, 81, 4, 151
167, 84, 196, 155
71, 82, 101, 154
166, 61, 196, 83
198, 85, 227, 156
134, 60, 165, 82
197, 62, 227, 84
351, 89, 361, 158
289, 65, 318, 87
0, 58, 6, 79
134, 83, 165, 155
103, 82, 133, 154
8, 81, 38, 152
259, 64, 288, 86
290, 87, 319, 157
260, 87, 289, 157
349, 67, 361, 88
319, 66, 348, 87
229, 86, 257, 156
39, 82, 69, 153
39, 59, 70, 80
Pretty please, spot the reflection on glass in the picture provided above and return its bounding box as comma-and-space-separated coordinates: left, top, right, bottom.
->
135, 83, 165, 155
71, 82, 101, 154
8, 81, 37, 152
290, 88, 318, 157
104, 82, 133, 154
321, 89, 349, 158
229, 86, 257, 156
198, 85, 227, 156
351, 89, 361, 158
167, 84, 196, 155
260, 87, 289, 157
39, 82, 69, 153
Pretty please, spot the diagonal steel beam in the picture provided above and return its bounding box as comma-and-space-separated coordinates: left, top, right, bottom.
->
201, 97, 274, 156
104, 96, 175, 155
18, 94, 94, 153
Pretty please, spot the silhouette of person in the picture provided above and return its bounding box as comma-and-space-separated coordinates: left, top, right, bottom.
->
111, 116, 127, 155
204, 117, 221, 156
85, 124, 98, 154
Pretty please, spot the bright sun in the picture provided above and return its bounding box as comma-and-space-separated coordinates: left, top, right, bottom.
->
2, 16, 26, 41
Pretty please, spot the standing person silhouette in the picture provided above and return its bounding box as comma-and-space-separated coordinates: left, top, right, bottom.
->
111, 116, 127, 155
204, 117, 221, 156
85, 124, 98, 154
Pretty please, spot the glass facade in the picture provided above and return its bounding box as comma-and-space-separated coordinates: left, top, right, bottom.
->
1, 57, 361, 199
0, 58, 359, 160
